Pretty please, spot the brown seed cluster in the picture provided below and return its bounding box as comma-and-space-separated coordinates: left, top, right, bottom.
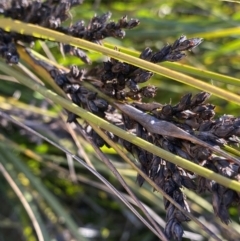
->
98, 36, 202, 101
1, 1, 240, 241
54, 11, 140, 64
1, 0, 83, 24
0, 0, 84, 60
128, 93, 240, 238
0, 0, 139, 63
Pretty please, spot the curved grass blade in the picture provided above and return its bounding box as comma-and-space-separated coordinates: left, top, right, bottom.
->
1, 19, 240, 105
0, 158, 50, 241
0, 144, 90, 241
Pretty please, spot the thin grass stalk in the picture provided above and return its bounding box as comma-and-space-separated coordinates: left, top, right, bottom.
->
0, 110, 163, 239
0, 159, 50, 241
89, 123, 168, 241
90, 123, 221, 241
0, 144, 89, 241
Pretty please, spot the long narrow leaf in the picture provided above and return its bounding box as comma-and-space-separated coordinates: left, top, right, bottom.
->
1, 19, 240, 105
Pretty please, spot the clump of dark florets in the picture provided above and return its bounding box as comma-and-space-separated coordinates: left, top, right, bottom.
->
0, 0, 139, 64
126, 92, 240, 239
99, 35, 202, 101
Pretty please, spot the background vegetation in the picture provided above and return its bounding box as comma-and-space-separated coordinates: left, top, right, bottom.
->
0, 1, 240, 241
